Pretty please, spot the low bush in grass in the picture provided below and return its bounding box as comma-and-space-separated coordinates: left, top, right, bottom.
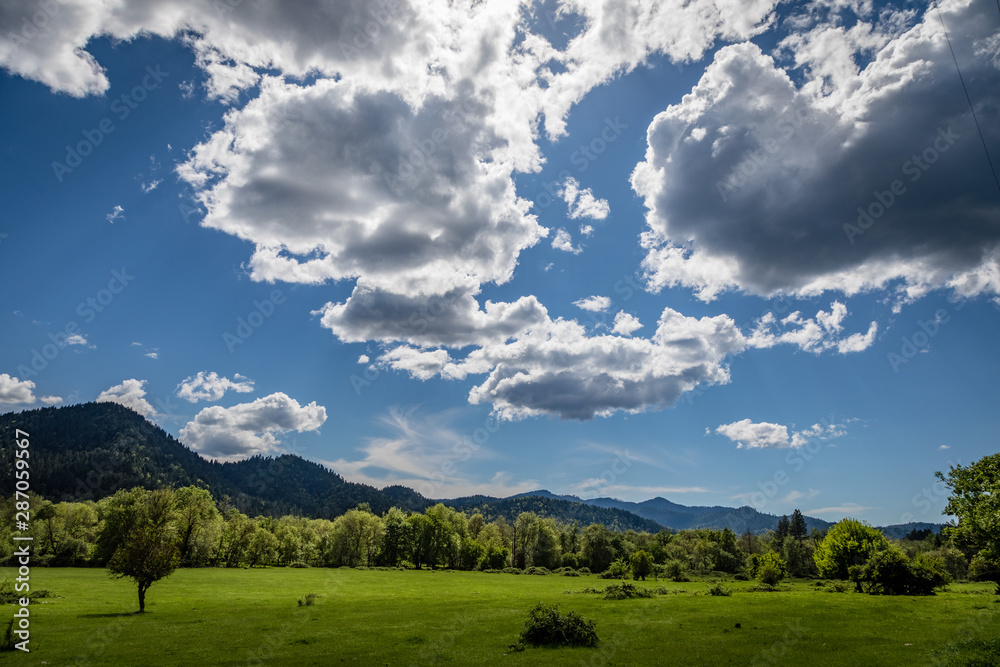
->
563, 570, 581, 577
706, 582, 732, 596
854, 547, 951, 595
577, 567, 591, 575
746, 583, 780, 593
598, 559, 630, 580
511, 603, 599, 650
748, 553, 787, 586
603, 582, 652, 600
298, 593, 318, 606
525, 566, 551, 576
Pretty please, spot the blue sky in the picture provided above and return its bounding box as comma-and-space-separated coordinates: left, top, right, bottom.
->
1, 0, 998, 526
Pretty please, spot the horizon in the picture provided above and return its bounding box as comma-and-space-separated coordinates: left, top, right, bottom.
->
2, 0, 999, 528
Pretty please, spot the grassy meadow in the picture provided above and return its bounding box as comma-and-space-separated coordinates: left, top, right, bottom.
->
1, 567, 998, 665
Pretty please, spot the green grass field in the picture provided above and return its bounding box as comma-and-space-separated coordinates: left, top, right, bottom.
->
1, 567, 997, 665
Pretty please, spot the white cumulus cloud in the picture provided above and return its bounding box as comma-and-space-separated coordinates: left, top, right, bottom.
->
176, 371, 255, 403
180, 392, 327, 461
716, 418, 846, 449
96, 378, 157, 419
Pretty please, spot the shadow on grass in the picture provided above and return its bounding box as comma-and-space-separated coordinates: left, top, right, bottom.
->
77, 612, 144, 618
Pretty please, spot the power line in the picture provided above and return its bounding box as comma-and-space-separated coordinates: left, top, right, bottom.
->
933, 2, 1000, 194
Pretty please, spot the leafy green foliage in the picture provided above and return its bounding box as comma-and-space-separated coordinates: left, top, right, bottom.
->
629, 550, 654, 581
813, 518, 890, 579
747, 552, 787, 585
512, 603, 599, 649
603, 581, 652, 599
96, 487, 180, 612
938, 455, 1000, 591
706, 582, 732, 596
853, 546, 951, 595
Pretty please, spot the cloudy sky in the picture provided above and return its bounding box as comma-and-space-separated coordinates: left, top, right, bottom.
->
2, 0, 998, 525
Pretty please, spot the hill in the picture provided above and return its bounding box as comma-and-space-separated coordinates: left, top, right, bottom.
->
0, 403, 422, 518
0, 403, 945, 536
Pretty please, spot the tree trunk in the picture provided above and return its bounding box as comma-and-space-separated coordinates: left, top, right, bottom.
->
138, 586, 147, 613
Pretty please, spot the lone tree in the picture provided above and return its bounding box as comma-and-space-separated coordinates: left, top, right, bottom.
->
938, 454, 1000, 593
813, 518, 888, 580
96, 488, 179, 613
629, 550, 654, 581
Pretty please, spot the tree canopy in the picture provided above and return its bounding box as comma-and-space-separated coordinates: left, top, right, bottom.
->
937, 454, 1000, 590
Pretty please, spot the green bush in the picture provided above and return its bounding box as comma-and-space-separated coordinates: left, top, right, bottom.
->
856, 547, 951, 595
297, 593, 318, 606
603, 582, 652, 600
598, 558, 630, 580
525, 566, 550, 576
663, 559, 689, 582
511, 603, 599, 649
748, 553, 787, 585
706, 582, 732, 596
561, 553, 580, 570
813, 518, 889, 580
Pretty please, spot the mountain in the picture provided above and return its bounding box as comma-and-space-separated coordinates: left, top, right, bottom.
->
444, 494, 664, 533
0, 404, 944, 536
0, 402, 424, 518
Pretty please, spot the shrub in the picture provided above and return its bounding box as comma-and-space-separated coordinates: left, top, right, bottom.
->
827, 581, 850, 593
502, 567, 523, 575
663, 559, 689, 582
563, 570, 580, 577
629, 550, 655, 581
0, 619, 15, 652
747, 553, 787, 585
577, 567, 591, 575
813, 518, 889, 580
289, 561, 310, 568
733, 572, 750, 581
706, 583, 732, 596
297, 593, 318, 606
856, 547, 950, 595
601, 558, 630, 580
525, 566, 550, 576
747, 583, 779, 592
603, 582, 652, 600
561, 553, 580, 570
511, 603, 599, 649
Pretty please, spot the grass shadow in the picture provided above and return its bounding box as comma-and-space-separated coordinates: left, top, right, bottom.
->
77, 612, 144, 618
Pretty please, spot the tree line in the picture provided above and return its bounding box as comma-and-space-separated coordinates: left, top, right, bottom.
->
3, 454, 996, 613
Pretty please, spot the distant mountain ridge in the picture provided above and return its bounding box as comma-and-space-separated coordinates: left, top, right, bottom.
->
0, 403, 944, 536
